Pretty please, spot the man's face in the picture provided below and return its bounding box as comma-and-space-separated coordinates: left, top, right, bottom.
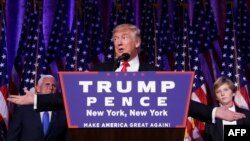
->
37, 77, 57, 94
113, 29, 140, 59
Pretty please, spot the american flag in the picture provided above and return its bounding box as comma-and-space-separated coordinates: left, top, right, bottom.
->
105, 0, 135, 61
64, 10, 90, 71
183, 28, 208, 141
173, 6, 192, 138
235, 0, 250, 68
187, 1, 213, 140
19, 2, 48, 93
204, 0, 218, 42
192, 0, 214, 52
172, 0, 182, 49
201, 0, 221, 86
46, 0, 68, 65
173, 2, 208, 140
0, 3, 8, 140
140, 0, 158, 65
156, 0, 175, 70
172, 0, 189, 71
191, 0, 219, 95
11, 0, 32, 94
171, 3, 206, 140
221, 2, 250, 110
188, 27, 208, 141
82, 0, 104, 63
174, 3, 191, 72
123, 0, 135, 24
191, 0, 218, 88
45, 0, 68, 89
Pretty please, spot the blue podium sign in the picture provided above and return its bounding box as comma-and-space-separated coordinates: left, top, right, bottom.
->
59, 71, 194, 128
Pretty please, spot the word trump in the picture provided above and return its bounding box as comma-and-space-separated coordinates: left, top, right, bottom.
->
79, 80, 175, 93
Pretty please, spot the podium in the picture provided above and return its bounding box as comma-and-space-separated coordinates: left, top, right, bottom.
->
59, 72, 194, 141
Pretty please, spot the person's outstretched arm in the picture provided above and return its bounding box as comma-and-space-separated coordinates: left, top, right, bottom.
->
7, 89, 64, 111
189, 100, 246, 123
189, 100, 213, 123
8, 90, 246, 121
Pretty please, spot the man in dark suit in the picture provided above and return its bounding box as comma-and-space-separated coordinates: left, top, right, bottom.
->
6, 75, 69, 141
90, 23, 247, 124
7, 24, 245, 123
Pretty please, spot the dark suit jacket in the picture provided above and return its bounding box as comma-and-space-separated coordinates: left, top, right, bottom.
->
204, 106, 250, 141
36, 60, 214, 124
6, 105, 69, 141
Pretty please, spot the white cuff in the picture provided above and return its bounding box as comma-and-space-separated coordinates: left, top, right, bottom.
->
33, 94, 37, 109
212, 107, 217, 123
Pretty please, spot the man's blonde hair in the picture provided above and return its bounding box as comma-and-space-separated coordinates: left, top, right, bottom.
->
112, 24, 141, 43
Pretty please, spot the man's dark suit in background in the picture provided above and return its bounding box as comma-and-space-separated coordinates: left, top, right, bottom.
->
6, 75, 69, 141
6, 105, 69, 141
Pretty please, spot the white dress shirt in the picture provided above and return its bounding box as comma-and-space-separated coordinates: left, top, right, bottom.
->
212, 105, 237, 126
222, 105, 237, 125
115, 55, 140, 72
40, 111, 52, 123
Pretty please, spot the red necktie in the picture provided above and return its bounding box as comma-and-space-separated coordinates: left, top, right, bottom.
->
121, 61, 130, 72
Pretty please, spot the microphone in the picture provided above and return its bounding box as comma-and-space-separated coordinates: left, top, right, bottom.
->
116, 53, 130, 62
113, 53, 130, 71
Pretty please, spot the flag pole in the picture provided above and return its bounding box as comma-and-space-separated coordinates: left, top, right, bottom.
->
124, 0, 128, 23
115, 0, 121, 24
229, 2, 240, 91
152, 2, 158, 66
34, 1, 42, 88
74, 0, 80, 71
0, 2, 2, 39
203, 0, 218, 81
182, 2, 190, 71
84, 0, 93, 56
